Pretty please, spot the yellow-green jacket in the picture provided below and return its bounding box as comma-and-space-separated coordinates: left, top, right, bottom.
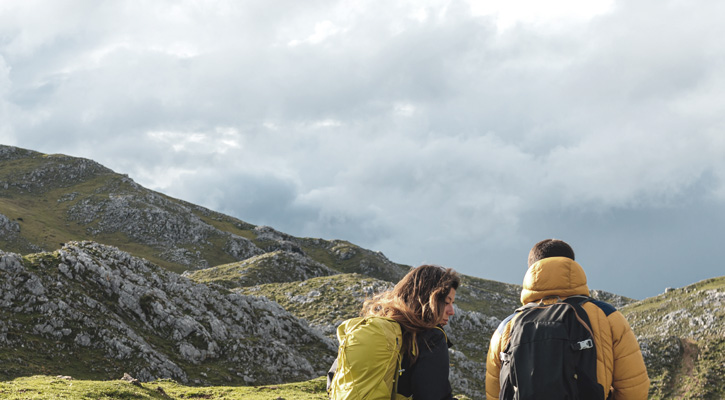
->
485, 257, 650, 399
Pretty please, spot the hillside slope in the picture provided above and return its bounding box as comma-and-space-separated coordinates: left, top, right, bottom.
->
0, 241, 335, 385
621, 276, 725, 399
0, 145, 410, 282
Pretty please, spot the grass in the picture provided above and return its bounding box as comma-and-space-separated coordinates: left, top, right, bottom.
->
0, 164, 246, 275
186, 250, 340, 289
235, 273, 392, 335
454, 275, 521, 317
193, 211, 257, 241
184, 259, 251, 288
643, 336, 725, 400
296, 238, 410, 283
621, 276, 725, 338
619, 275, 725, 399
0, 376, 329, 400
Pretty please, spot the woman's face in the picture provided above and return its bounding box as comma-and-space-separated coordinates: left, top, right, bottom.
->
439, 288, 456, 326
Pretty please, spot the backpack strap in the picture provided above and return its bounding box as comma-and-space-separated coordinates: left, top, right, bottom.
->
391, 322, 407, 400
561, 296, 595, 350
391, 345, 403, 400
562, 294, 593, 306
326, 358, 338, 393
435, 326, 447, 343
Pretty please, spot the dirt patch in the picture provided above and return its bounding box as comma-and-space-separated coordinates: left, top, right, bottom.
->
672, 338, 700, 397
680, 338, 698, 375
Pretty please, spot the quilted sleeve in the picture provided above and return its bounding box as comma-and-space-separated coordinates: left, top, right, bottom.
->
608, 311, 650, 400
485, 317, 512, 400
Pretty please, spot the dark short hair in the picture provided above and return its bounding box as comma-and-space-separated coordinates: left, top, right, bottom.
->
528, 239, 575, 266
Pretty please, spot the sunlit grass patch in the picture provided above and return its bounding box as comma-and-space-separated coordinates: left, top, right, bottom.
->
0, 376, 330, 400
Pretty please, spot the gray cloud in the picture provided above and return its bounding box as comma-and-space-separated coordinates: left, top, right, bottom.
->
2, 0, 724, 299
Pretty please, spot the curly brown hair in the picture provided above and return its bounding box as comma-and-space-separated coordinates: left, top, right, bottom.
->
360, 264, 459, 363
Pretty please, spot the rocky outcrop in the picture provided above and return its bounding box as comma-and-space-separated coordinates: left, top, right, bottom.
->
0, 213, 20, 238
625, 283, 725, 339
186, 250, 339, 289
0, 151, 113, 193
0, 241, 335, 384
0, 145, 38, 162
589, 289, 637, 308
67, 189, 265, 268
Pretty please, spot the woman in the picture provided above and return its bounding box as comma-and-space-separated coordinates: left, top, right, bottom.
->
361, 264, 459, 400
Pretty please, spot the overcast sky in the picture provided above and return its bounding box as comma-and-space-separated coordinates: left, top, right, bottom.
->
2, 0, 724, 299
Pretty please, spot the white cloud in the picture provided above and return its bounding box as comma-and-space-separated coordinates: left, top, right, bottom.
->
309, 119, 343, 128
0, 56, 11, 94
288, 20, 347, 47
393, 103, 416, 117
147, 128, 242, 154
0, 55, 19, 144
2, 0, 725, 298
466, 0, 615, 29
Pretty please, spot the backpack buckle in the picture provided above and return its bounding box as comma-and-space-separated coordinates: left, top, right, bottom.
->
575, 339, 593, 350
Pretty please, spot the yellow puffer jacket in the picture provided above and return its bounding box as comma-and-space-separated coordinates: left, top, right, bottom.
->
485, 257, 650, 399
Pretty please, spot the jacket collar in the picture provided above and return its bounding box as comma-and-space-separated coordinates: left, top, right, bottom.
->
520, 257, 590, 305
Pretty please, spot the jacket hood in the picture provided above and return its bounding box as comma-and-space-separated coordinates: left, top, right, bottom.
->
520, 257, 590, 304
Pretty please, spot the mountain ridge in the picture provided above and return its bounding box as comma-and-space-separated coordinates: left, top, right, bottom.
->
0, 144, 410, 282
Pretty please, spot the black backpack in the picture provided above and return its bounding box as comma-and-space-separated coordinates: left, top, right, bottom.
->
499, 296, 605, 400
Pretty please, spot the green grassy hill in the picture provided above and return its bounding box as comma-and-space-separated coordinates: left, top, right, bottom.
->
185, 250, 340, 288
621, 276, 725, 399
0, 145, 410, 283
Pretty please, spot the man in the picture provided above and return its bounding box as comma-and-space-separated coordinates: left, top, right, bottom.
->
486, 239, 650, 399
